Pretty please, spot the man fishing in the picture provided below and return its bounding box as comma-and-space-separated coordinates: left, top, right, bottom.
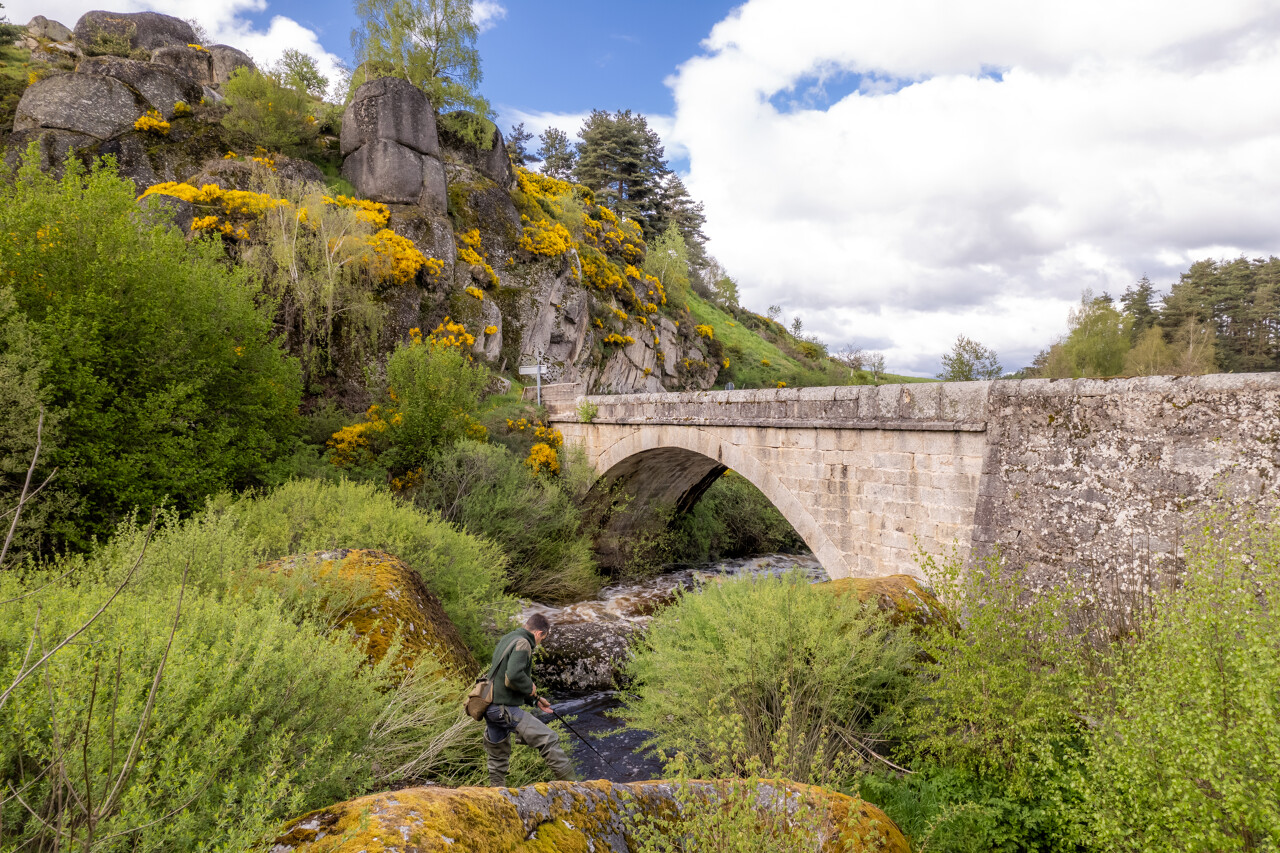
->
482, 613, 576, 786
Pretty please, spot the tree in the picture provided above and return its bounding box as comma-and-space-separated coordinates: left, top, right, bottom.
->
574, 109, 667, 239
938, 335, 1002, 381
766, 305, 782, 322
654, 172, 707, 268
274, 48, 329, 98
1042, 291, 1130, 378
643, 224, 692, 308
351, 0, 492, 120
536, 127, 576, 180
506, 122, 533, 166
0, 152, 301, 551
834, 344, 865, 376
790, 317, 804, 337
1160, 256, 1280, 373
221, 67, 319, 156
0, 4, 22, 43
1121, 275, 1159, 343
700, 258, 739, 308
866, 352, 886, 384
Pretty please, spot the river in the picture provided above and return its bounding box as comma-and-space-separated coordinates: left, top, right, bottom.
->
520, 552, 827, 782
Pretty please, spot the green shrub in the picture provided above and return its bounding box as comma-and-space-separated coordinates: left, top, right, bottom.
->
220, 67, 319, 156
1084, 506, 1280, 852
0, 576, 386, 851
623, 571, 917, 784
671, 471, 803, 562
416, 440, 603, 603
221, 478, 514, 656
0, 151, 302, 552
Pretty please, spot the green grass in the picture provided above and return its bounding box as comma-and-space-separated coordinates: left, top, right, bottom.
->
685, 292, 931, 389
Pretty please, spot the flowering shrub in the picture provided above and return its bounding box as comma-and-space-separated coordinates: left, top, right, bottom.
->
456, 229, 497, 286
525, 442, 559, 477
133, 110, 171, 135
517, 216, 572, 257
465, 286, 485, 300
367, 229, 436, 284
776, 380, 787, 388
187, 43, 208, 52
695, 324, 714, 340
324, 195, 390, 228
604, 333, 636, 346
172, 100, 193, 117
760, 359, 771, 367
611, 307, 629, 322
484, 325, 498, 335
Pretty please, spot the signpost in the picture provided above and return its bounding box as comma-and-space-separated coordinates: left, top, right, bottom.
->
519, 363, 548, 406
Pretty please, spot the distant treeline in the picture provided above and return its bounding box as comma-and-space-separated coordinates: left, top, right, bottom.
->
1024, 256, 1280, 378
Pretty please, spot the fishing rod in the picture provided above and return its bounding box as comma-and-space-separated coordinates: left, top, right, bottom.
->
546, 706, 626, 777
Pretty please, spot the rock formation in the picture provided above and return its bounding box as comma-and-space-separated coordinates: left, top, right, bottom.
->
269, 779, 910, 852
72, 10, 196, 52
818, 574, 952, 630
242, 549, 478, 678
341, 77, 447, 211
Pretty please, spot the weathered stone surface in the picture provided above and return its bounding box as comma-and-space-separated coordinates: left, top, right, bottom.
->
73, 10, 195, 51
242, 549, 477, 677
535, 620, 637, 693
342, 138, 432, 205
340, 76, 439, 157
186, 155, 324, 191
2, 127, 95, 173
26, 15, 74, 41
13, 72, 143, 138
438, 110, 514, 188
77, 55, 203, 118
819, 574, 951, 630
28, 41, 80, 65
150, 44, 213, 86
270, 779, 909, 853
206, 44, 255, 85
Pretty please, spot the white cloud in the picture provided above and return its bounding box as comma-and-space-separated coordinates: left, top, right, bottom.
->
473, 1, 505, 32
668, 0, 1280, 374
7, 0, 347, 100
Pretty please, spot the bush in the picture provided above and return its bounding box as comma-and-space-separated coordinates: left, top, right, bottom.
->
1084, 506, 1280, 851
220, 67, 319, 156
623, 571, 917, 784
415, 440, 603, 603
0, 151, 302, 552
221, 478, 514, 656
670, 471, 804, 563
0, 576, 387, 851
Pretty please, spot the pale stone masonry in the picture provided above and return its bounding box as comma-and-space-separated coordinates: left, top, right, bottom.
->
548, 375, 1280, 593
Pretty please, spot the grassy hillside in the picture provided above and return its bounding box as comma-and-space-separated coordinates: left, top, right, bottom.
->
684, 291, 929, 389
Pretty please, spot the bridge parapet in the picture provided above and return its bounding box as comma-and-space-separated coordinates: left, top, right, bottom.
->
547, 381, 991, 431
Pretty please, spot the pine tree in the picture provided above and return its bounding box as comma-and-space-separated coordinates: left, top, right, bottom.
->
536, 127, 576, 180
574, 110, 667, 239
1121, 275, 1159, 342
654, 172, 708, 269
506, 122, 533, 166
1161, 256, 1280, 373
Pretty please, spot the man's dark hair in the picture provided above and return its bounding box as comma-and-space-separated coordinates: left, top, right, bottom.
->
524, 613, 550, 634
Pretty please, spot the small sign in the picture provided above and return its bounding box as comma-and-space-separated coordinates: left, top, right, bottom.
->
518, 365, 547, 376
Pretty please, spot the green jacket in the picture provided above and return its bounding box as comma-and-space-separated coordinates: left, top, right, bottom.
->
489, 627, 537, 707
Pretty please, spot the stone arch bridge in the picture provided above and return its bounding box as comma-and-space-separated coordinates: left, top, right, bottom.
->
543, 375, 1280, 595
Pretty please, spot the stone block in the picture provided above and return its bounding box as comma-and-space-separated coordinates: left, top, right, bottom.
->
14, 72, 143, 139
899, 382, 941, 420
207, 44, 256, 86
342, 139, 428, 205
342, 76, 440, 157
938, 381, 992, 423
151, 45, 214, 86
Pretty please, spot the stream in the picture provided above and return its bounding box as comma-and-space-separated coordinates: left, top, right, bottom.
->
518, 552, 828, 783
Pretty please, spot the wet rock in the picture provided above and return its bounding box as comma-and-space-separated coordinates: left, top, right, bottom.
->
536, 620, 637, 693
818, 574, 952, 630
150, 45, 213, 86
206, 44, 255, 86
242, 548, 477, 677
14, 73, 144, 139
270, 779, 910, 852
25, 15, 74, 42
340, 76, 439, 158
73, 10, 196, 51
77, 55, 203, 118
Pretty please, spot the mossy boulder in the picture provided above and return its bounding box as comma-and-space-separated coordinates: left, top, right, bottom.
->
818, 574, 951, 630
73, 10, 196, 52
270, 779, 909, 852
245, 548, 477, 678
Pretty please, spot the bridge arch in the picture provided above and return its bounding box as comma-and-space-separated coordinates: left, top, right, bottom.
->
589, 425, 850, 577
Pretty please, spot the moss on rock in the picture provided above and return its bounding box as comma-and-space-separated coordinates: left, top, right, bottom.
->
245, 548, 477, 678
270, 779, 909, 853
819, 574, 952, 630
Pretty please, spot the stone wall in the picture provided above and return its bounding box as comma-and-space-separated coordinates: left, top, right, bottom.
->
552, 375, 1280, 586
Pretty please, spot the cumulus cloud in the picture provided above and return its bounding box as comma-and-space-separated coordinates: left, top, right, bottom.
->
667, 0, 1280, 374
473, 0, 505, 32
8, 0, 348, 100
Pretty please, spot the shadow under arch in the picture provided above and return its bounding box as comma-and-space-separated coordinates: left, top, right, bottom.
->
587, 427, 849, 578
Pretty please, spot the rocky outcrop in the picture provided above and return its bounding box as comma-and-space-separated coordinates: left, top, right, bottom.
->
243, 549, 478, 678
270, 779, 909, 853
206, 44, 255, 86
150, 44, 213, 86
25, 15, 73, 42
73, 10, 196, 52
818, 574, 952, 630
78, 55, 204, 118
187, 155, 325, 190
14, 72, 144, 138
3, 127, 97, 174
341, 78, 447, 212
438, 111, 514, 189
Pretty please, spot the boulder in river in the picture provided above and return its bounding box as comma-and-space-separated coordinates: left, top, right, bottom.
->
242, 548, 477, 678
270, 779, 910, 852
